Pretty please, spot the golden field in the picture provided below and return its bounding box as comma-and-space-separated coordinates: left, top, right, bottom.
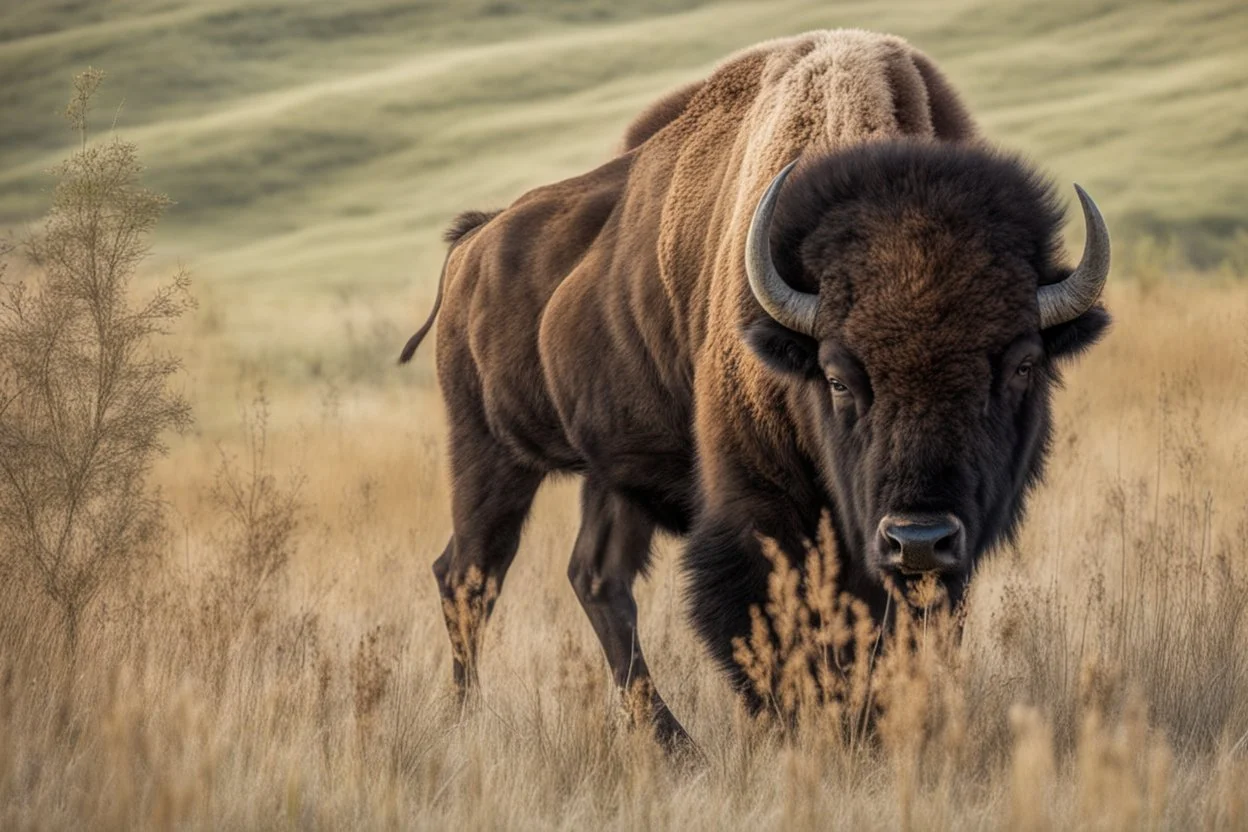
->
2, 1, 1248, 829
3, 278, 1248, 829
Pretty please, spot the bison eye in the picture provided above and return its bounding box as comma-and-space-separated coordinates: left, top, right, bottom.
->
829, 377, 849, 394
1016, 361, 1033, 379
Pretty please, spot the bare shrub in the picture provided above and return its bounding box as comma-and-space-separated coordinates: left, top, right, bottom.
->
0, 68, 192, 650
208, 385, 304, 602
186, 385, 307, 684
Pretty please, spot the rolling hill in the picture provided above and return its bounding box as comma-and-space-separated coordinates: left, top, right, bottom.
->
1, 0, 1244, 379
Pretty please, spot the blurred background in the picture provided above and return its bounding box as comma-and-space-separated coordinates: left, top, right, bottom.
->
2, 0, 1245, 424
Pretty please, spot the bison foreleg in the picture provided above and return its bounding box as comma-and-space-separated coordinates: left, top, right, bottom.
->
568, 479, 690, 748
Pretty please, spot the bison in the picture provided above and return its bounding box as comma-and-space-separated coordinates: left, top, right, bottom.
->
399, 30, 1110, 744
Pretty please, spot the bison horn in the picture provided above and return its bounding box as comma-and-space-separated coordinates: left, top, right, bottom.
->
745, 160, 819, 336
1038, 184, 1111, 329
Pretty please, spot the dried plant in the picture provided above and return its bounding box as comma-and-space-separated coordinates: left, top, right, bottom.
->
0, 68, 192, 650
731, 514, 875, 731
1008, 705, 1056, 832
208, 385, 304, 601
351, 625, 392, 726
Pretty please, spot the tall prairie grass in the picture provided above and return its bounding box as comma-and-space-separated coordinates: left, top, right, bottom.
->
2, 275, 1247, 830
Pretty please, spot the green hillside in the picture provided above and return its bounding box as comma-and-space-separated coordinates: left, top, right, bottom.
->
1, 0, 1245, 376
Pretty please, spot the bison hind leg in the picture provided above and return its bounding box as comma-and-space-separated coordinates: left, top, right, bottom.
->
434, 420, 544, 702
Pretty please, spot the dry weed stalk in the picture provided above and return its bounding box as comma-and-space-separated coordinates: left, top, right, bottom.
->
730, 506, 1207, 832
731, 514, 872, 730
873, 580, 967, 830
730, 512, 968, 765
209, 385, 305, 598
1075, 678, 1172, 831
351, 625, 392, 729
1008, 705, 1056, 832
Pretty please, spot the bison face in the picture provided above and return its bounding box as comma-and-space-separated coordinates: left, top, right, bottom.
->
741, 141, 1111, 601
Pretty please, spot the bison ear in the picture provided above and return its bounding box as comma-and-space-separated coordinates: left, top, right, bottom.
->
1042, 303, 1111, 363
744, 318, 821, 379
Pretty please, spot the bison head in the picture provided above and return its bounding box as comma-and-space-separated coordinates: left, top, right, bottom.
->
741, 140, 1110, 604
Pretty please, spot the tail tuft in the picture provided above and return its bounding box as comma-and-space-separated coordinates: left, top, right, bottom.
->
443, 209, 501, 245
400, 210, 500, 365
398, 323, 433, 364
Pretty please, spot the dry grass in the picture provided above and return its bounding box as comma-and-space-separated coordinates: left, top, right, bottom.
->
2, 274, 1247, 830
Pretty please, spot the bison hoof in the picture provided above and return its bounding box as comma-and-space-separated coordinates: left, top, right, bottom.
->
651, 704, 698, 755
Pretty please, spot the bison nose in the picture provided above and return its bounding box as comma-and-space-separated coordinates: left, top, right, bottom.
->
877, 513, 965, 575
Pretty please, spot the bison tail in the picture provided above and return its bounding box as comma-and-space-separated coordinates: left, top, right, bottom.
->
397, 302, 437, 365
442, 209, 501, 245
398, 250, 448, 364
398, 210, 499, 365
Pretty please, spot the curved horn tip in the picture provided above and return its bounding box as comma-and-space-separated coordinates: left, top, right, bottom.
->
1037, 184, 1111, 329
1072, 183, 1105, 227
1071, 182, 1111, 280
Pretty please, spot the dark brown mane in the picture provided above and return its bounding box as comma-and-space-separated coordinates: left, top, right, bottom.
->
773, 140, 1066, 288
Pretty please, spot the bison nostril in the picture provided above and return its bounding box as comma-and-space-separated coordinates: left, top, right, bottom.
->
877, 513, 965, 574
932, 529, 958, 554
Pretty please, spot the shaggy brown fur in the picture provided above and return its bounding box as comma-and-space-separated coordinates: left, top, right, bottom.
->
618, 80, 705, 152
401, 30, 1109, 743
